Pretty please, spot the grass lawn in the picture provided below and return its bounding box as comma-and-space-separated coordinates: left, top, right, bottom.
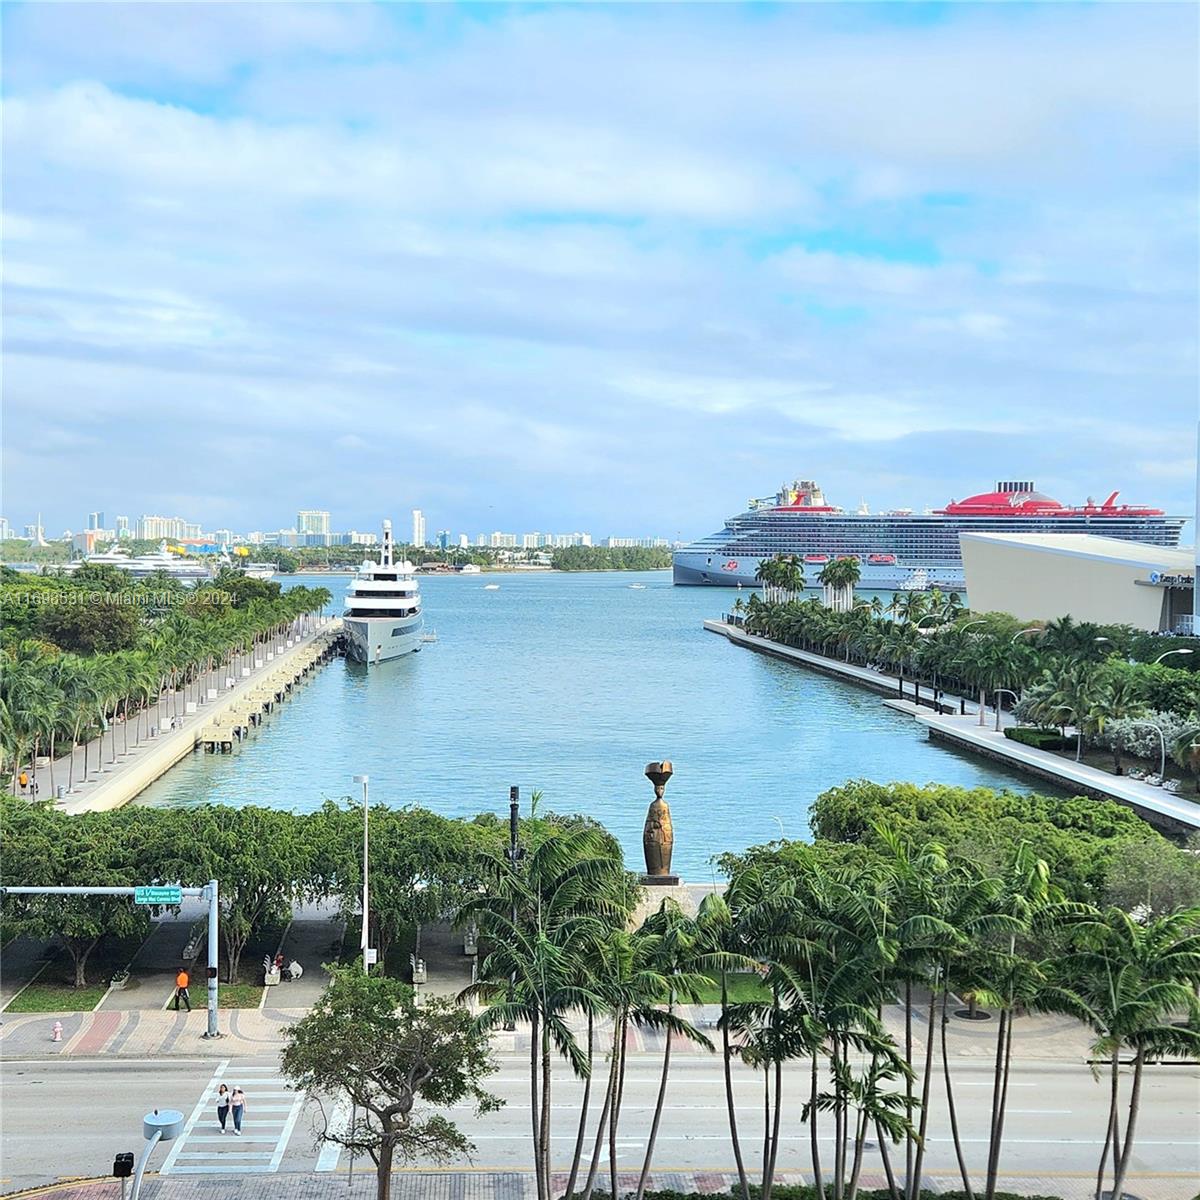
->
691, 972, 769, 1005
6, 982, 108, 1013
218, 982, 265, 1009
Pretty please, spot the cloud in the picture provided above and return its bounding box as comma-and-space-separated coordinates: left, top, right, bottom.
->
1, 2, 1196, 535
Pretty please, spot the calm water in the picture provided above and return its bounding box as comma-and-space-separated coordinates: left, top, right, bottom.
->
137, 571, 1060, 876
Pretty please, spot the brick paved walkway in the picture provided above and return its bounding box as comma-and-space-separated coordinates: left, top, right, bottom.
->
7, 1170, 1195, 1200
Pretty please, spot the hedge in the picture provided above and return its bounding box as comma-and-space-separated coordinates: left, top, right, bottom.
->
1004, 726, 1073, 751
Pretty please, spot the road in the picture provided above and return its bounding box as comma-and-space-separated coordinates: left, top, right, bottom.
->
1, 1054, 1196, 1191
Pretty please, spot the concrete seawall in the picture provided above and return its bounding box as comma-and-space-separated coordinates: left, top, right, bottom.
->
53, 619, 344, 815
704, 618, 1200, 834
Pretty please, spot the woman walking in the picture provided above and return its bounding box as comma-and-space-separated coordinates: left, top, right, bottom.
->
230, 1086, 246, 1135
215, 1084, 230, 1133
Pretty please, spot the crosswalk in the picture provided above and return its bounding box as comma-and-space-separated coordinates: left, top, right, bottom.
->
160, 1058, 307, 1175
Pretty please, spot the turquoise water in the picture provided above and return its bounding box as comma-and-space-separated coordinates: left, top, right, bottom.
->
136, 571, 1061, 877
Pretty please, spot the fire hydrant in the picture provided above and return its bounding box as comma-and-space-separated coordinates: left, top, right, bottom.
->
51, 1021, 63, 1042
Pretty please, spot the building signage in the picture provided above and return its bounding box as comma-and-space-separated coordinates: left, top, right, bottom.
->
134, 885, 183, 905
1147, 571, 1195, 587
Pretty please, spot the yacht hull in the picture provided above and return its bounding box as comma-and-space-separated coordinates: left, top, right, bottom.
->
343, 614, 424, 664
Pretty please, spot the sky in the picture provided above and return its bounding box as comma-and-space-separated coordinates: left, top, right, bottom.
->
2, 1, 1197, 540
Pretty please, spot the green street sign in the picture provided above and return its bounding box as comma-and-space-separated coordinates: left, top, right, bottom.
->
134, 886, 182, 906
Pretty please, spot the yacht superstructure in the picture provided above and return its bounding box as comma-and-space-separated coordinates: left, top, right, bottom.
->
342, 520, 424, 664
62, 541, 210, 581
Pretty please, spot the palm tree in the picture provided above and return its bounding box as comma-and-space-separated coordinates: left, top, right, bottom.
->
1058, 907, 1200, 1200
1087, 672, 1147, 775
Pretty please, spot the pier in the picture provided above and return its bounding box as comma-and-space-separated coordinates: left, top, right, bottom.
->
45, 619, 344, 815
704, 618, 1200, 834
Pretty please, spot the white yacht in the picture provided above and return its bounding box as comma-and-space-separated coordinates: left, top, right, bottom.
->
63, 541, 209, 581
343, 521, 424, 664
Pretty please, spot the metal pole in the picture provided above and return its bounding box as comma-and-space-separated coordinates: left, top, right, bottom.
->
354, 775, 370, 972
129, 1131, 161, 1200
204, 879, 219, 1039
504, 785, 519, 1033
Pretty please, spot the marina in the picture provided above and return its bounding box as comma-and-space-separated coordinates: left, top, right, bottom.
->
135, 571, 1069, 876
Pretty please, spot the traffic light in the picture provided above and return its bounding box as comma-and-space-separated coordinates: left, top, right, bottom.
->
113, 1152, 134, 1177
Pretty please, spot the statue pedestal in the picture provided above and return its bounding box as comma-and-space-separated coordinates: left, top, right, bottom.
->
640, 874, 680, 887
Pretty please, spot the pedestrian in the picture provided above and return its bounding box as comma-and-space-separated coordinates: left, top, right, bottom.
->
215, 1083, 230, 1132
17, 770, 28, 793
230, 1086, 246, 1135
174, 967, 191, 1011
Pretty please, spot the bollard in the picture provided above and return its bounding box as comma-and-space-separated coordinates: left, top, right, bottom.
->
51, 1020, 63, 1042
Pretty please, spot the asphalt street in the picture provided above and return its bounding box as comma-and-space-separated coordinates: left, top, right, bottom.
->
1, 1054, 1196, 1191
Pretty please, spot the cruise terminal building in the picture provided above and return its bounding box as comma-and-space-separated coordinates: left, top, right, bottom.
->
959, 532, 1195, 634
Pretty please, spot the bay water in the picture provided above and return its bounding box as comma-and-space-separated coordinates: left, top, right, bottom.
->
136, 571, 1061, 877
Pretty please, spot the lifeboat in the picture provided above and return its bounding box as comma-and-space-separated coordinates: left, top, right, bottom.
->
804, 555, 829, 564
868, 553, 897, 565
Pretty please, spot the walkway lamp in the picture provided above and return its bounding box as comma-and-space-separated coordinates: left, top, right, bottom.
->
130, 1109, 184, 1200
957, 619, 988, 635
992, 688, 1020, 732
1011, 627, 1041, 644
1153, 648, 1194, 665
353, 774, 371, 972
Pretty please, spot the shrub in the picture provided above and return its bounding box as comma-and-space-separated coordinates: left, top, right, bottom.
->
1005, 726, 1072, 750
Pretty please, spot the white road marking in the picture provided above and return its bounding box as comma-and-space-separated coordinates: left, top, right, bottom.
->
315, 1096, 352, 1172
159, 1064, 305, 1175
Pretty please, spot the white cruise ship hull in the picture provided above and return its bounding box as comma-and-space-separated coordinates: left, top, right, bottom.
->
671, 551, 963, 592
343, 613, 424, 664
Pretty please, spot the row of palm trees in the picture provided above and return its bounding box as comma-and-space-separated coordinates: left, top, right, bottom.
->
459, 819, 1200, 1200
1, 587, 330, 794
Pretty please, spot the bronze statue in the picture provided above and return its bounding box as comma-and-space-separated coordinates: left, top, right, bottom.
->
642, 761, 677, 882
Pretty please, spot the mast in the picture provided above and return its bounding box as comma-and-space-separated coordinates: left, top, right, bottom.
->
381, 519, 394, 568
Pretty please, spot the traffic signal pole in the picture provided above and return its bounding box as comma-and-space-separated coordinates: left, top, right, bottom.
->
3, 882, 221, 1037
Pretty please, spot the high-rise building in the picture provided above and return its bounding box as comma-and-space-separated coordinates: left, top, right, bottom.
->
135, 515, 187, 540
297, 510, 331, 536
115, 516, 129, 539
0, 517, 10, 541
183, 523, 202, 539
436, 530, 451, 550
411, 509, 426, 547
458, 534, 469, 549
88, 511, 104, 530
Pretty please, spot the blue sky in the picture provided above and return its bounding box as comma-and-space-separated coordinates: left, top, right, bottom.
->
3, 1, 1197, 539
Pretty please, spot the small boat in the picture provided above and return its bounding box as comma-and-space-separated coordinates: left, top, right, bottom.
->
421, 629, 438, 643
484, 583, 500, 590
804, 555, 829, 564
868, 553, 897, 565
628, 583, 646, 589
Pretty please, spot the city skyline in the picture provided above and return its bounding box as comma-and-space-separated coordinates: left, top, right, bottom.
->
2, 3, 1195, 535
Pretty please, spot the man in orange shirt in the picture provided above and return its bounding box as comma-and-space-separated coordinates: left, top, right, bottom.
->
174, 968, 191, 1011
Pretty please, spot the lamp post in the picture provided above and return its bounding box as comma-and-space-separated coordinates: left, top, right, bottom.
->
1127, 721, 1167, 783
1154, 649, 1194, 666
957, 619, 988, 635
993, 688, 1020, 733
1011, 627, 1040, 644
504, 785, 523, 1032
353, 774, 370, 972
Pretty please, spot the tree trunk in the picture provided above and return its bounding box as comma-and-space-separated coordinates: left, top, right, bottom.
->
610, 1012, 627, 1200
1095, 1048, 1122, 1200
833, 1036, 845, 1200
904, 980, 915, 1191
763, 1051, 782, 1200
874, 1118, 900, 1200
722, 973, 752, 1200
530, 1010, 544, 1200
810, 1052, 826, 1200
635, 1000, 673, 1200
580, 1027, 618, 1200
985, 1006, 1008, 1200
67, 936, 100, 988
48, 730, 56, 795
847, 1107, 869, 1200
940, 981, 974, 1199
376, 1129, 395, 1200
540, 1020, 552, 1200
909, 985, 939, 1200
1111, 1050, 1144, 1200
565, 1011, 594, 1199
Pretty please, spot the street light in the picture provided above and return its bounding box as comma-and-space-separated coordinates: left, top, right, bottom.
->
915, 614, 942, 630
992, 688, 1020, 732
1154, 649, 1194, 665
353, 774, 370, 973
957, 619, 988, 635
1011, 627, 1040, 644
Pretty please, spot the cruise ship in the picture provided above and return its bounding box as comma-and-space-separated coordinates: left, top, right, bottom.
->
673, 479, 1185, 591
343, 520, 424, 664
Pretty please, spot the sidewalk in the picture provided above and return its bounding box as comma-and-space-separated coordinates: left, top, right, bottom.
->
0, 935, 59, 1006
10, 1169, 1196, 1200
28, 616, 339, 816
